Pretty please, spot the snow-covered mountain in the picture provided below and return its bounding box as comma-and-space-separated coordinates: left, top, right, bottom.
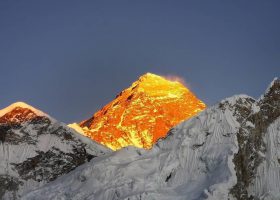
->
69, 73, 206, 151
0, 102, 111, 199
23, 78, 280, 200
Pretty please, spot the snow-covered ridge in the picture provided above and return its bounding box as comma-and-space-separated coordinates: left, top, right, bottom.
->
0, 102, 48, 118
22, 78, 280, 200
0, 78, 277, 200
259, 77, 279, 101
22, 98, 241, 200
221, 94, 255, 105
265, 77, 279, 93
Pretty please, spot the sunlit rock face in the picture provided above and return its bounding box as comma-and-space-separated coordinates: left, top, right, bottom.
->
0, 102, 47, 124
71, 73, 206, 150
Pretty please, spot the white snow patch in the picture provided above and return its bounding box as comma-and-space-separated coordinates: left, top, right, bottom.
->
252, 104, 260, 114
246, 121, 255, 128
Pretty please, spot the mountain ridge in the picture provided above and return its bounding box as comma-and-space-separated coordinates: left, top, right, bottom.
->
22, 77, 280, 200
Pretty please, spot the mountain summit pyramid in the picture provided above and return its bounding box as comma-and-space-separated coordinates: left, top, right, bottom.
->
70, 73, 206, 150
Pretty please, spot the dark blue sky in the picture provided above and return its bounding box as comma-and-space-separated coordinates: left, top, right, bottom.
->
0, 1, 279, 122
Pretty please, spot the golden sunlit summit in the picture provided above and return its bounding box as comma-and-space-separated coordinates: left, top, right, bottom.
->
69, 73, 206, 150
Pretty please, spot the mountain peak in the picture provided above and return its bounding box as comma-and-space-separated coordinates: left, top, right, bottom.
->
259, 77, 280, 102
130, 73, 189, 99
133, 73, 167, 87
133, 72, 185, 87
73, 73, 206, 150
138, 72, 157, 79
266, 77, 279, 93
0, 102, 47, 124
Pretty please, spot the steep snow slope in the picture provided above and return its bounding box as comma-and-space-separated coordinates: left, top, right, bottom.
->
23, 78, 280, 200
247, 117, 280, 200
0, 103, 111, 199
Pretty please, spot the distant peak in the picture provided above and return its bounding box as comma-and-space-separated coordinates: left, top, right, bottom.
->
0, 102, 48, 123
263, 77, 280, 95
6, 102, 37, 110
137, 73, 165, 82
130, 73, 189, 97
76, 72, 206, 150
137, 73, 184, 84
269, 77, 279, 88
139, 72, 155, 77
257, 77, 280, 104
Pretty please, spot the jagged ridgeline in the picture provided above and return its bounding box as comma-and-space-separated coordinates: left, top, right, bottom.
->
1, 78, 279, 200
22, 78, 280, 200
0, 102, 111, 199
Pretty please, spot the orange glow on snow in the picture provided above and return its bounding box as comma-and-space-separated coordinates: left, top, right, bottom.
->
71, 73, 206, 150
